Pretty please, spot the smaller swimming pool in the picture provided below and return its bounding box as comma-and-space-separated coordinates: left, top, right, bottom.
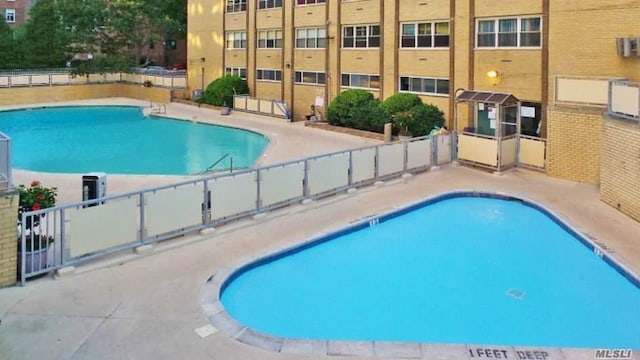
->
0, 106, 269, 175
216, 192, 640, 349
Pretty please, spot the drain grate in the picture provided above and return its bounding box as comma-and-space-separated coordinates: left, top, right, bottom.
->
506, 288, 526, 300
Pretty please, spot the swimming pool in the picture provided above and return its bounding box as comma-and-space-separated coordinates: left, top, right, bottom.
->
216, 192, 640, 350
0, 106, 268, 175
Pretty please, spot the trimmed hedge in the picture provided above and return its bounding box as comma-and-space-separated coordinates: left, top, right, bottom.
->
198, 75, 249, 107
327, 90, 445, 136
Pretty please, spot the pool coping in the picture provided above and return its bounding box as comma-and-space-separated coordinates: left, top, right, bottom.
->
201, 190, 640, 360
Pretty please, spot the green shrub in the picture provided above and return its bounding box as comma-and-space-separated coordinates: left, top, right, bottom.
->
199, 75, 249, 107
379, 93, 423, 118
405, 104, 445, 136
327, 89, 384, 132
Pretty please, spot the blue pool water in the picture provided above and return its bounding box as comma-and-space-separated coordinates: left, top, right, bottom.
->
221, 195, 640, 348
0, 106, 268, 175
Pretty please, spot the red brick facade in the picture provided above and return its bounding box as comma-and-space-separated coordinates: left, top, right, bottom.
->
2, 0, 30, 27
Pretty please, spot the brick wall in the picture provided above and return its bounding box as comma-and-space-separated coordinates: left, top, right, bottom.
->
547, 106, 602, 184
601, 117, 640, 222
0, 190, 18, 288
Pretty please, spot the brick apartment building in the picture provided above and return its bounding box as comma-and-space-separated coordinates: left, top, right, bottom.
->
2, 0, 34, 27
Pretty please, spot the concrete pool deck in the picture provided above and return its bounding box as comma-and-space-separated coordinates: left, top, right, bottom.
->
1, 100, 639, 360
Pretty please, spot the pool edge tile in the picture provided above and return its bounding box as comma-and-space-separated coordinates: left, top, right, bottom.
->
281, 339, 329, 356
373, 341, 421, 358
328, 340, 375, 357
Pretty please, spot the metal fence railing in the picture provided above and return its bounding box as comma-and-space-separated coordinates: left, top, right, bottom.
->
0, 132, 11, 192
17, 132, 456, 285
0, 69, 187, 89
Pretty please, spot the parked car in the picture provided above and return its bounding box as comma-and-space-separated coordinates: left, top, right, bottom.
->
170, 63, 187, 71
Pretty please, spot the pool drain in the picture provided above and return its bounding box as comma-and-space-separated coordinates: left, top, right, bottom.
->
506, 288, 526, 300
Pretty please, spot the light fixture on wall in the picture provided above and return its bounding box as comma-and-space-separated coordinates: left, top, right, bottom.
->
486, 70, 502, 85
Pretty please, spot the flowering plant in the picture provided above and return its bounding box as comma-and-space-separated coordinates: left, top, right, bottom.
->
18, 181, 58, 211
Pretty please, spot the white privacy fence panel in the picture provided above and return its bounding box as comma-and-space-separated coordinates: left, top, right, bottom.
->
51, 74, 70, 84
0, 76, 8, 86
31, 75, 50, 85
66, 196, 139, 258
11, 76, 29, 86
378, 143, 405, 177
145, 183, 205, 237
436, 134, 453, 164
70, 75, 88, 84
407, 138, 431, 170
105, 73, 121, 82
88, 74, 103, 83
351, 147, 376, 183
308, 153, 350, 196
610, 82, 640, 119
211, 172, 257, 220
259, 163, 305, 208
500, 136, 518, 167
234, 96, 247, 109
247, 99, 259, 112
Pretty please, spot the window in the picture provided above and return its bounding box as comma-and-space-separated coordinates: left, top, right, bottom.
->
5, 9, 16, 23
341, 73, 380, 89
226, 0, 247, 13
399, 76, 449, 95
258, 0, 282, 9
401, 21, 449, 48
294, 71, 325, 85
296, 27, 326, 48
476, 17, 541, 48
256, 68, 282, 81
226, 31, 247, 49
297, 0, 325, 5
225, 67, 247, 79
342, 25, 380, 48
257, 29, 283, 48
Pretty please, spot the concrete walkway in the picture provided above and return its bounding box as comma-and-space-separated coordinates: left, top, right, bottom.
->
1, 100, 639, 360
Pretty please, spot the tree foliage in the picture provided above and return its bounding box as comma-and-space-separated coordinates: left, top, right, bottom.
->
199, 75, 249, 107
0, 20, 22, 69
0, 0, 187, 71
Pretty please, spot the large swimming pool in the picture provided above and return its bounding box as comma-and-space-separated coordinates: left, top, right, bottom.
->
0, 106, 268, 175
219, 193, 640, 348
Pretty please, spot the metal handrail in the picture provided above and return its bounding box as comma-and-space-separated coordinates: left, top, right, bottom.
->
195, 153, 232, 175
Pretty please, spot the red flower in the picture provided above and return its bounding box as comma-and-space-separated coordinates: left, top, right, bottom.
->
30, 181, 41, 187
32, 203, 41, 211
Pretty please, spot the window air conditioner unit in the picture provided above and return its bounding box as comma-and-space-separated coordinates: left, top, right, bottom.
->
617, 37, 639, 57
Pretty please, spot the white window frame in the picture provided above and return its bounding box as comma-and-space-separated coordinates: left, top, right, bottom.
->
226, 31, 247, 49
258, 0, 282, 10
257, 29, 283, 49
294, 71, 326, 85
226, 0, 247, 13
400, 21, 450, 49
5, 9, 16, 23
225, 67, 247, 79
295, 27, 326, 49
342, 25, 380, 49
399, 76, 450, 96
476, 16, 542, 49
341, 73, 380, 90
256, 68, 282, 82
296, 0, 325, 6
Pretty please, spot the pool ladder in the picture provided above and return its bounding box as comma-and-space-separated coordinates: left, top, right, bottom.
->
150, 103, 166, 115
195, 153, 233, 175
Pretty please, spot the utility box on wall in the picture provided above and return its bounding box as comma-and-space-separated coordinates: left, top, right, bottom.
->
82, 172, 107, 207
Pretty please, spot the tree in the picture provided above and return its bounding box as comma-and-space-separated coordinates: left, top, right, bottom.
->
0, 20, 21, 69
21, 0, 69, 68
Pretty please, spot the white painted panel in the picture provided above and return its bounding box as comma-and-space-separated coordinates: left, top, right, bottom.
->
500, 137, 518, 167
146, 183, 205, 237
51, 74, 70, 84
121, 73, 137, 83
611, 84, 640, 117
436, 134, 453, 164
458, 134, 498, 166
308, 153, 349, 195
234, 97, 247, 109
88, 74, 103, 83
406, 138, 431, 169
556, 78, 608, 106
351, 148, 376, 183
378, 143, 405, 176
211, 172, 257, 219
273, 102, 286, 116
151, 76, 164, 86
247, 99, 259, 112
67, 197, 139, 258
519, 137, 546, 168
172, 77, 187, 88
31, 75, 50, 85
11, 76, 29, 86
260, 162, 305, 207
70, 75, 88, 84
0, 76, 10, 86
259, 99, 272, 114
105, 73, 121, 82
